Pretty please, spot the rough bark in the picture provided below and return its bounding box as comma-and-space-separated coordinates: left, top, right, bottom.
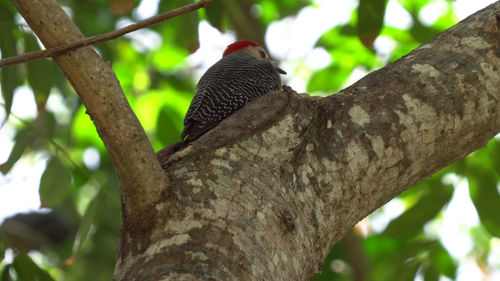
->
149, 3, 500, 280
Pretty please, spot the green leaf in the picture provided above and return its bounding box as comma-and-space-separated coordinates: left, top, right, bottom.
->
12, 254, 55, 281
180, 12, 200, 52
72, 105, 105, 150
429, 242, 456, 279
35, 111, 57, 141
1, 264, 12, 281
363, 235, 400, 259
469, 226, 492, 260
397, 0, 432, 13
156, 105, 182, 146
312, 25, 379, 93
397, 261, 421, 281
379, 26, 420, 61
307, 65, 347, 94
338, 24, 357, 36
431, 4, 456, 31
151, 44, 188, 72
0, 112, 57, 175
158, 0, 199, 53
423, 265, 439, 281
257, 0, 309, 24
382, 180, 453, 240
0, 0, 16, 16
409, 19, 441, 44
357, 0, 388, 48
72, 191, 98, 257
488, 139, 500, 176
24, 33, 53, 111
0, 239, 4, 261
0, 130, 33, 174
205, 0, 224, 31
367, 239, 429, 281
0, 23, 19, 120
39, 157, 71, 208
468, 168, 500, 237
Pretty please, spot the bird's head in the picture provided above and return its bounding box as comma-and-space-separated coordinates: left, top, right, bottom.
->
222, 40, 271, 61
223, 40, 286, 74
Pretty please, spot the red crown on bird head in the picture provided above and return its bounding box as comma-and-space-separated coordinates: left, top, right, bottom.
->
223, 40, 261, 57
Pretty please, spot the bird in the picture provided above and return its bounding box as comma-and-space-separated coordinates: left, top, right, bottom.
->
0, 210, 75, 252
180, 39, 286, 144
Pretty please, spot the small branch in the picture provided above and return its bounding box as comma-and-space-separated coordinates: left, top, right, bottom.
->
0, 0, 211, 68
11, 0, 184, 229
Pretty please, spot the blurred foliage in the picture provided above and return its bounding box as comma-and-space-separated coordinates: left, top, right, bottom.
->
0, 0, 498, 280
357, 0, 388, 48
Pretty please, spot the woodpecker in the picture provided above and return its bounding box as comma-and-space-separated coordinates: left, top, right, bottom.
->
181, 40, 286, 144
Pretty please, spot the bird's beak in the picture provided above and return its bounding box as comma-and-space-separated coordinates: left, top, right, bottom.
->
271, 60, 286, 75
276, 67, 287, 75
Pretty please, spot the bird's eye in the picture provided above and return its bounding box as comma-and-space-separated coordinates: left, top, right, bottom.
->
259, 50, 267, 59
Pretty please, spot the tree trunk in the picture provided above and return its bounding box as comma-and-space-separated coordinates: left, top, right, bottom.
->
12, 0, 500, 280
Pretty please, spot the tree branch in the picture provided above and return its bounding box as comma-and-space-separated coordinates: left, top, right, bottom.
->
0, 0, 211, 68
140, 3, 500, 281
10, 0, 180, 230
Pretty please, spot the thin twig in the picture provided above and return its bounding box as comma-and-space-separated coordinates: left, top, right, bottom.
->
0, 0, 211, 68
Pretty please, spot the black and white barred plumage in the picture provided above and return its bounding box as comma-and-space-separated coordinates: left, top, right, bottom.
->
181, 51, 283, 143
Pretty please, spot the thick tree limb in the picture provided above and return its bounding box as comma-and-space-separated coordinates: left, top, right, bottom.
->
11, 0, 169, 228
0, 0, 211, 68
143, 3, 500, 281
